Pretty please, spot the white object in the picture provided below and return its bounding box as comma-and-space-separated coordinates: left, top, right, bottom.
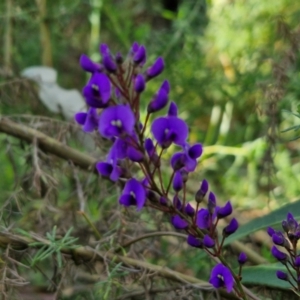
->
21, 66, 86, 120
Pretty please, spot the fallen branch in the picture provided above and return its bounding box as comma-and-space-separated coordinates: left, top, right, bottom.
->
0, 231, 240, 300
0, 117, 97, 171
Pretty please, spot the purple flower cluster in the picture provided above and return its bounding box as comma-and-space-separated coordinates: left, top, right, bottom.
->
268, 212, 300, 289
75, 42, 245, 296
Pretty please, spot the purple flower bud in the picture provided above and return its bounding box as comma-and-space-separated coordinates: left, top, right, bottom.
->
195, 179, 209, 203
127, 146, 144, 162
75, 108, 99, 132
267, 227, 276, 237
216, 201, 233, 219
134, 74, 146, 93
196, 208, 210, 229
103, 55, 117, 73
276, 270, 288, 281
168, 101, 178, 117
171, 215, 188, 230
145, 138, 155, 155
146, 57, 165, 78
238, 252, 247, 265
100, 44, 110, 56
223, 218, 239, 237
116, 52, 123, 64
185, 203, 195, 217
188, 143, 203, 159
79, 54, 102, 73
133, 45, 146, 65
160, 196, 168, 206
282, 220, 289, 233
271, 246, 288, 261
173, 195, 182, 210
295, 256, 300, 267
208, 191, 216, 213
187, 235, 202, 248
147, 82, 169, 113
96, 161, 122, 182
287, 212, 298, 231
180, 169, 189, 183
130, 42, 139, 55
203, 235, 215, 248
161, 80, 170, 93
173, 171, 183, 192
272, 232, 286, 246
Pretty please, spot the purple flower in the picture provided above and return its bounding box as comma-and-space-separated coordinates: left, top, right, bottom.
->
171, 215, 188, 229
238, 252, 247, 265
203, 235, 215, 248
99, 105, 135, 138
127, 146, 144, 162
119, 178, 146, 211
96, 161, 122, 182
151, 116, 188, 148
187, 235, 202, 248
195, 179, 209, 203
79, 54, 102, 73
271, 246, 288, 261
170, 143, 202, 173
216, 201, 233, 219
146, 57, 164, 78
276, 270, 288, 281
134, 74, 146, 93
223, 218, 239, 237
83, 73, 111, 108
147, 80, 170, 113
75, 107, 98, 132
209, 263, 234, 293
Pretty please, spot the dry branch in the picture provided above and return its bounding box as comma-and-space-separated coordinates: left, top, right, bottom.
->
0, 231, 240, 300
0, 117, 97, 171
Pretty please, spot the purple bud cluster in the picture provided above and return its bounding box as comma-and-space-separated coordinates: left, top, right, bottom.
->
75, 42, 244, 295
268, 212, 300, 289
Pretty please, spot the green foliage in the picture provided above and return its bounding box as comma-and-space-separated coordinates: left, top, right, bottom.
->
19, 226, 78, 268
226, 199, 300, 245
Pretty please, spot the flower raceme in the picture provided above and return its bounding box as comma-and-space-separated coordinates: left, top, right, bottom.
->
268, 212, 300, 291
75, 42, 243, 297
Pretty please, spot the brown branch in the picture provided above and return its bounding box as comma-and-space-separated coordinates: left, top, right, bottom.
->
0, 117, 97, 171
0, 231, 240, 300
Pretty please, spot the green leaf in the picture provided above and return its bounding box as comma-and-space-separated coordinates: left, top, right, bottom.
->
282, 109, 300, 119
225, 199, 300, 245
281, 124, 300, 133
240, 264, 290, 289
